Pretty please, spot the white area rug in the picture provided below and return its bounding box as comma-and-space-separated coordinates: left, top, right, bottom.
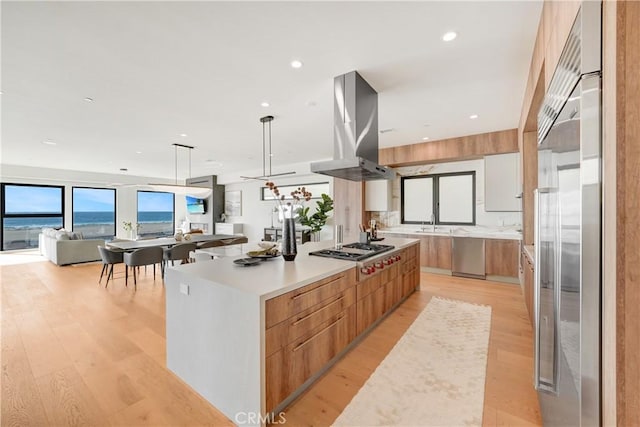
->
333, 297, 492, 427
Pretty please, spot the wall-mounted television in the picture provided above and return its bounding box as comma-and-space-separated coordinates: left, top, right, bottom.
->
186, 196, 206, 214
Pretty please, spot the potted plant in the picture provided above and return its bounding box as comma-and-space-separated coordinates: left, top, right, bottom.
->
297, 194, 334, 241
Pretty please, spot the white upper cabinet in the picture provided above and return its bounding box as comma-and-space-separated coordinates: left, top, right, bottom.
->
365, 180, 392, 211
484, 153, 522, 212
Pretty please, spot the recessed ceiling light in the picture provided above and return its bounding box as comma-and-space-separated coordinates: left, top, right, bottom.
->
290, 60, 303, 69
0, 91, 4, 95
261, 102, 270, 107
205, 159, 222, 167
42, 140, 56, 145
135, 151, 142, 154
469, 114, 479, 119
83, 97, 94, 102
306, 101, 317, 107
180, 133, 188, 137
422, 137, 430, 141
442, 31, 457, 42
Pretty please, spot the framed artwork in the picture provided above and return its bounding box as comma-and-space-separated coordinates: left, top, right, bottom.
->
225, 190, 242, 216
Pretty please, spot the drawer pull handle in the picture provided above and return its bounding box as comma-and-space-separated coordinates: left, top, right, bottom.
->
292, 315, 344, 352
291, 275, 344, 300
291, 295, 345, 326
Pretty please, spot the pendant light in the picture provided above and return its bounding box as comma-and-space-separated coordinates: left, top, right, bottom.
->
147, 143, 212, 197
240, 115, 296, 180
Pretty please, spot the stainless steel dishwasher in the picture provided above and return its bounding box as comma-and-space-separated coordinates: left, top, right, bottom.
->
452, 237, 486, 279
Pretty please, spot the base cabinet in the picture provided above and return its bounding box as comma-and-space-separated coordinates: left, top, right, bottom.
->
486, 239, 520, 277
266, 305, 356, 411
264, 242, 420, 413
418, 235, 452, 269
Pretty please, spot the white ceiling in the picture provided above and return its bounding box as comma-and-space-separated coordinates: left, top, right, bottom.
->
1, 1, 542, 181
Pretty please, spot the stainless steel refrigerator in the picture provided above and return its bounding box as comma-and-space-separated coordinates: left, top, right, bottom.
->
534, 2, 601, 425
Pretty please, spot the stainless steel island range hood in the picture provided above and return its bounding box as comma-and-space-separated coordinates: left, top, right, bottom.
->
310, 71, 395, 181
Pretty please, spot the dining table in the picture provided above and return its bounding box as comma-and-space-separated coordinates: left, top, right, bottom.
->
107, 234, 248, 251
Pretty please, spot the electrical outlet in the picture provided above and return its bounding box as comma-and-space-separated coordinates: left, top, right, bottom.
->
180, 283, 189, 295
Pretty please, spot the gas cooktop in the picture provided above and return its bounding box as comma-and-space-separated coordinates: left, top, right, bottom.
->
309, 243, 394, 261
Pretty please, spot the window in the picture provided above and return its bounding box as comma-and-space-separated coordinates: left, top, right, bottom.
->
1, 183, 64, 250
401, 172, 476, 225
137, 191, 175, 238
72, 187, 116, 239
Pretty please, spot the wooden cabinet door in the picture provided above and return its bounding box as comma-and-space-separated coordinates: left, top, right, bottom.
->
265, 269, 355, 328
485, 239, 519, 277
266, 305, 356, 411
419, 236, 452, 269
356, 286, 385, 335
265, 287, 356, 357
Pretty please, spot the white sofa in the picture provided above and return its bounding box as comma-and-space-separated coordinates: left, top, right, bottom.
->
39, 228, 105, 266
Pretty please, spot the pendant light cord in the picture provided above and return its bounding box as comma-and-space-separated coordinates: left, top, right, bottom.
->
263, 120, 266, 177
268, 119, 272, 176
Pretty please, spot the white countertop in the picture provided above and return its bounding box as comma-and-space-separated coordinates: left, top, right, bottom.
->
379, 225, 522, 240
169, 237, 418, 300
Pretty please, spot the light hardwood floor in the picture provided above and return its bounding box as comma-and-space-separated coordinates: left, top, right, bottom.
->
1, 259, 541, 426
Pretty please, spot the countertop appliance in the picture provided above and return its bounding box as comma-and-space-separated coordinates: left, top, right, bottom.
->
310, 71, 395, 181
452, 237, 485, 279
534, 2, 602, 425
309, 242, 394, 262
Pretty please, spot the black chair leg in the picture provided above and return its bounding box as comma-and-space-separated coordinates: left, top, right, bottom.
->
99, 264, 107, 284
125, 266, 128, 287
105, 264, 115, 288
133, 266, 137, 289
153, 263, 156, 280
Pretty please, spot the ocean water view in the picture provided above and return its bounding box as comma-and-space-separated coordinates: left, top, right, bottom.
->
2, 211, 174, 250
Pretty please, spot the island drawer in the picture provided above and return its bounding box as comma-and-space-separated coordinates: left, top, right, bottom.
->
265, 268, 356, 329
265, 287, 355, 357
265, 304, 356, 412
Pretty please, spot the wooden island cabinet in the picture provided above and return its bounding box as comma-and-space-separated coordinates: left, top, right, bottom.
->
264, 241, 420, 413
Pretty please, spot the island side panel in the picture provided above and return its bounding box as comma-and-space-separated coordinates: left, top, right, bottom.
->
166, 268, 262, 425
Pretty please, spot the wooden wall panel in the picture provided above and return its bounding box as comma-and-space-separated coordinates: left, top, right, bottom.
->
333, 178, 369, 242
379, 129, 518, 167
615, 1, 640, 424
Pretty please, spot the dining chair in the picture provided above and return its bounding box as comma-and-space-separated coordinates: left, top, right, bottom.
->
123, 246, 164, 289
97, 245, 124, 287
163, 242, 197, 276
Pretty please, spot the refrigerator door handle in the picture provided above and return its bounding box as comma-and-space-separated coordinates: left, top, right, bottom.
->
533, 188, 542, 390
533, 187, 559, 394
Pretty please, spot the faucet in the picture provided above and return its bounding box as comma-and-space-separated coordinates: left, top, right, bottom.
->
431, 213, 436, 232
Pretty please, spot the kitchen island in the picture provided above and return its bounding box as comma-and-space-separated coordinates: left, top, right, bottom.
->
165, 237, 420, 426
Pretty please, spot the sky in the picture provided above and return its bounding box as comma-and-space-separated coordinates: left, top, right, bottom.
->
4, 185, 174, 214
137, 191, 174, 212
73, 188, 115, 212
4, 185, 63, 214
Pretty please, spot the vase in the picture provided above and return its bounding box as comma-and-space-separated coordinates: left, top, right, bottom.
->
281, 218, 297, 261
